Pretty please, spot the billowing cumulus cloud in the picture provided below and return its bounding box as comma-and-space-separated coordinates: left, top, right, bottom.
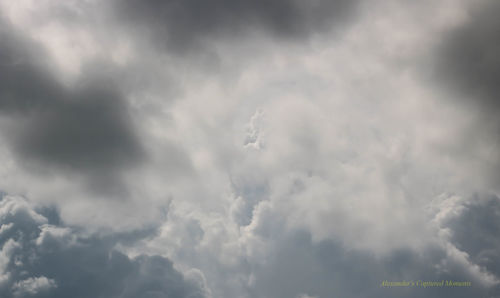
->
0, 0, 499, 297
444, 196, 500, 279
0, 194, 207, 298
126, 191, 500, 297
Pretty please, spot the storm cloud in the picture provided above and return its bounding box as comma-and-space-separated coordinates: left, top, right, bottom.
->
445, 195, 500, 278
115, 0, 360, 53
435, 0, 500, 114
249, 230, 491, 298
430, 0, 500, 190
0, 20, 144, 195
0, 194, 207, 298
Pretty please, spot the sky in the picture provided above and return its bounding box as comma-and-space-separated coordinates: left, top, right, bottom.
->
0, 0, 499, 297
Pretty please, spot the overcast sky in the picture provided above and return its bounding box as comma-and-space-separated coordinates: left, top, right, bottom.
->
0, 0, 499, 297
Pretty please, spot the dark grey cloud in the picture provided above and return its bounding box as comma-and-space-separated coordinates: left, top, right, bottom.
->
0, 20, 144, 195
248, 229, 497, 298
445, 195, 500, 278
0, 194, 206, 298
430, 0, 500, 189
115, 0, 360, 53
434, 0, 500, 115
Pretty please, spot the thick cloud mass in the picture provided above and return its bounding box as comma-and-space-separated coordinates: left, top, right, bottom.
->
0, 195, 206, 298
445, 196, 500, 278
431, 0, 500, 190
249, 231, 487, 298
116, 0, 359, 52
0, 22, 144, 194
436, 1, 500, 112
0, 0, 500, 297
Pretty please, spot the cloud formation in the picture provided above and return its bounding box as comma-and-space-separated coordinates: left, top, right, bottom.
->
115, 0, 360, 53
435, 0, 500, 114
0, 194, 207, 298
0, 0, 499, 297
429, 0, 500, 192
0, 19, 144, 195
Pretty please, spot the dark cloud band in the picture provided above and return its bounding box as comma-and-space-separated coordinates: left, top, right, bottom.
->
115, 0, 360, 53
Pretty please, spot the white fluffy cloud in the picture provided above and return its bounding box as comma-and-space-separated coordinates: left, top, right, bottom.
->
12, 276, 57, 297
